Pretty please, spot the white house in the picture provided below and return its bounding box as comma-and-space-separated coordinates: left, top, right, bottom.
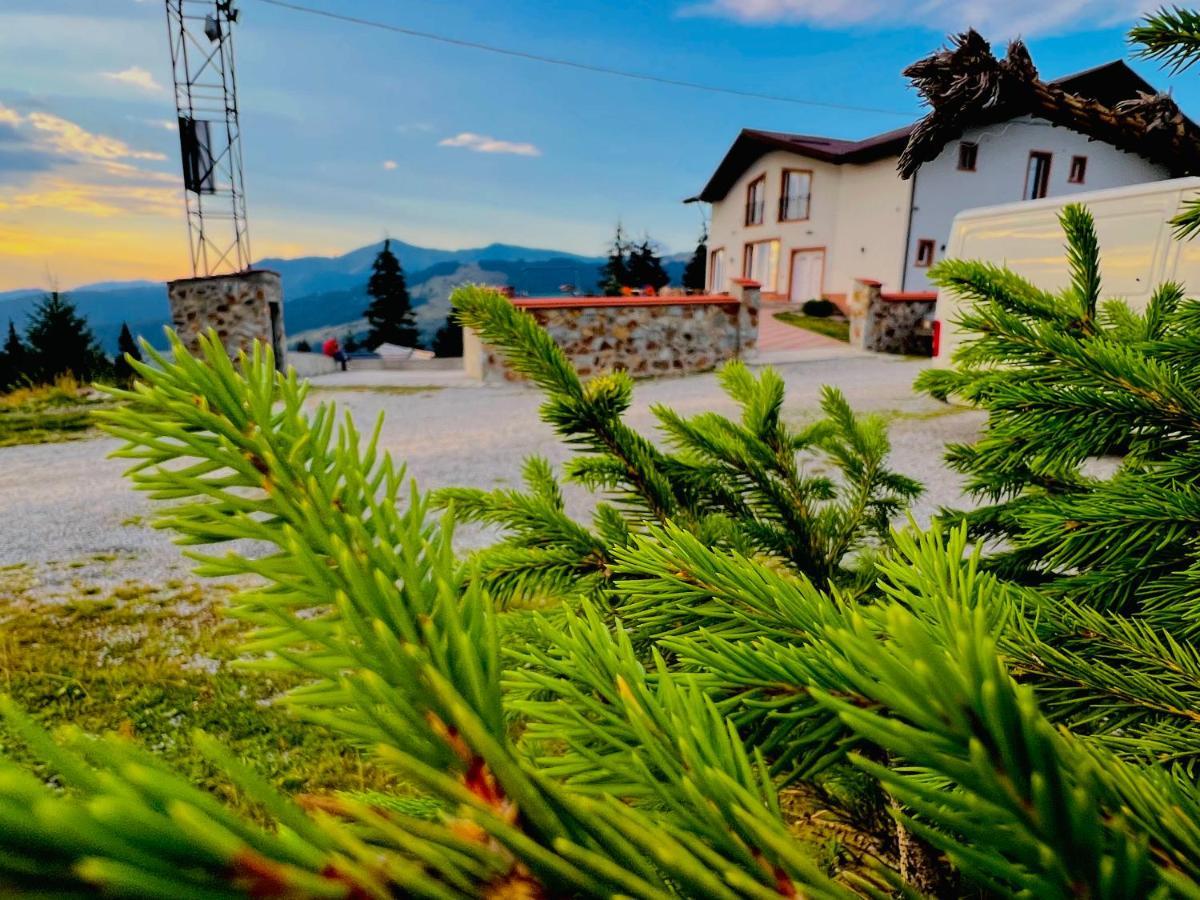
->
691, 53, 1199, 305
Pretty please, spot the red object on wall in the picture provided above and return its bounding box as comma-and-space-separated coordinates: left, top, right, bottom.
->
931, 319, 942, 358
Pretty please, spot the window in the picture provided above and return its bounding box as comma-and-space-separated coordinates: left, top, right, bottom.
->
1069, 155, 1087, 184
708, 247, 727, 293
915, 239, 936, 268
745, 174, 766, 226
779, 169, 812, 221
1025, 151, 1052, 200
743, 239, 780, 291
957, 141, 978, 171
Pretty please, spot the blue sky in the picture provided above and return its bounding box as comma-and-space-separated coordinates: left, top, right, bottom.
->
0, 0, 1189, 288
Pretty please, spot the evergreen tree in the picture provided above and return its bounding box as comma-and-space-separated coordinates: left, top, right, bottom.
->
112, 322, 143, 385
431, 314, 463, 358
598, 223, 630, 296
24, 291, 109, 383
363, 239, 419, 348
682, 229, 708, 292
626, 237, 670, 292
0, 320, 26, 391
341, 331, 361, 353
294, 338, 312, 353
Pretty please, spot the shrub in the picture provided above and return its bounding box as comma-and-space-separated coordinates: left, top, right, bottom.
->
801, 298, 840, 318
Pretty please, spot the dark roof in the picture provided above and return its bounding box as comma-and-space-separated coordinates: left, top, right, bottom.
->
691, 44, 1197, 203
690, 125, 913, 202
1050, 59, 1158, 108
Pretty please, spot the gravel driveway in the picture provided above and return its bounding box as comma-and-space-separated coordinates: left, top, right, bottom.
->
0, 351, 984, 599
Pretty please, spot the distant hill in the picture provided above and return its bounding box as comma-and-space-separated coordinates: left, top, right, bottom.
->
0, 240, 686, 353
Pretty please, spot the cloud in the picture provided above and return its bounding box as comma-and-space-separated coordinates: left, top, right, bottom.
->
0, 103, 167, 163
0, 178, 177, 218
101, 65, 165, 93
678, 0, 1156, 37
438, 132, 541, 157
382, 159, 398, 170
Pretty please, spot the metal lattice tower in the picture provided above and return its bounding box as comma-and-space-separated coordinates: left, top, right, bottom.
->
165, 0, 251, 276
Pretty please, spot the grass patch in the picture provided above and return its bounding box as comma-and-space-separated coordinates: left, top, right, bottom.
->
309, 384, 445, 396
774, 311, 850, 343
0, 376, 115, 448
0, 576, 406, 818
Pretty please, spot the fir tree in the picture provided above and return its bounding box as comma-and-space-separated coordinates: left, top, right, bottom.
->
0, 320, 26, 390
294, 338, 312, 352
24, 291, 109, 383
919, 202, 1200, 631
431, 313, 463, 358
626, 237, 670, 292
682, 229, 708, 292
598, 223, 630, 296
445, 285, 920, 604
363, 239, 418, 348
112, 322, 143, 384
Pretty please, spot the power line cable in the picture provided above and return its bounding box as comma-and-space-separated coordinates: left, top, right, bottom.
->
248, 0, 914, 117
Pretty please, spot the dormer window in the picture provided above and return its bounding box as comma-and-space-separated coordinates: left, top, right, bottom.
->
957, 141, 978, 171
745, 174, 766, 226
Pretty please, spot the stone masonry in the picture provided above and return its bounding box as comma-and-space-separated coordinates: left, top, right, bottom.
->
848, 278, 936, 356
465, 282, 760, 381
167, 270, 286, 371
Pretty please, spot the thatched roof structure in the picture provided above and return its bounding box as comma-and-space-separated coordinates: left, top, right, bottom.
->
899, 30, 1200, 178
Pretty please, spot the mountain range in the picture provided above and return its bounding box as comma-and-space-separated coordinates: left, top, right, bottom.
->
0, 240, 688, 353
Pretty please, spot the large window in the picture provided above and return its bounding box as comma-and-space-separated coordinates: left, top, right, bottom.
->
708, 246, 726, 293
779, 169, 812, 221
743, 239, 780, 291
745, 174, 766, 226
1025, 151, 1052, 200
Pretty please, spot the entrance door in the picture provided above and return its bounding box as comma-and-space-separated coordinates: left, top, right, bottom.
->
789, 249, 825, 303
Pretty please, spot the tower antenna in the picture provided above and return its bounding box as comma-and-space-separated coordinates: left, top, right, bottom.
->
164, 0, 252, 276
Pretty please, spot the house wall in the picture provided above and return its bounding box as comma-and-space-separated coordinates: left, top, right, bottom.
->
904, 116, 1172, 290
706, 150, 910, 305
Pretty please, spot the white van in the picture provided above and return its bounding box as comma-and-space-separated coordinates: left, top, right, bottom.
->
933, 176, 1200, 364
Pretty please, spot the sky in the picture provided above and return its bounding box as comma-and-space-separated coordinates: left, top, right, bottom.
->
0, 0, 1192, 291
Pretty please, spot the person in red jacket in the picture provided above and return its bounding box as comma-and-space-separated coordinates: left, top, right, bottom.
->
322, 337, 348, 371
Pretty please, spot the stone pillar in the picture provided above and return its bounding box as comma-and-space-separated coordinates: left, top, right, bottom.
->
848, 278, 882, 351
730, 278, 761, 357
167, 270, 286, 371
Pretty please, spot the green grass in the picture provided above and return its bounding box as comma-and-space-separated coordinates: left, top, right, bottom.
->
0, 377, 115, 448
773, 311, 850, 343
0, 574, 406, 818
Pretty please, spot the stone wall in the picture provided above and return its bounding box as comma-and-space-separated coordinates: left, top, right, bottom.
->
848, 278, 936, 356
466, 282, 760, 381
167, 270, 286, 370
